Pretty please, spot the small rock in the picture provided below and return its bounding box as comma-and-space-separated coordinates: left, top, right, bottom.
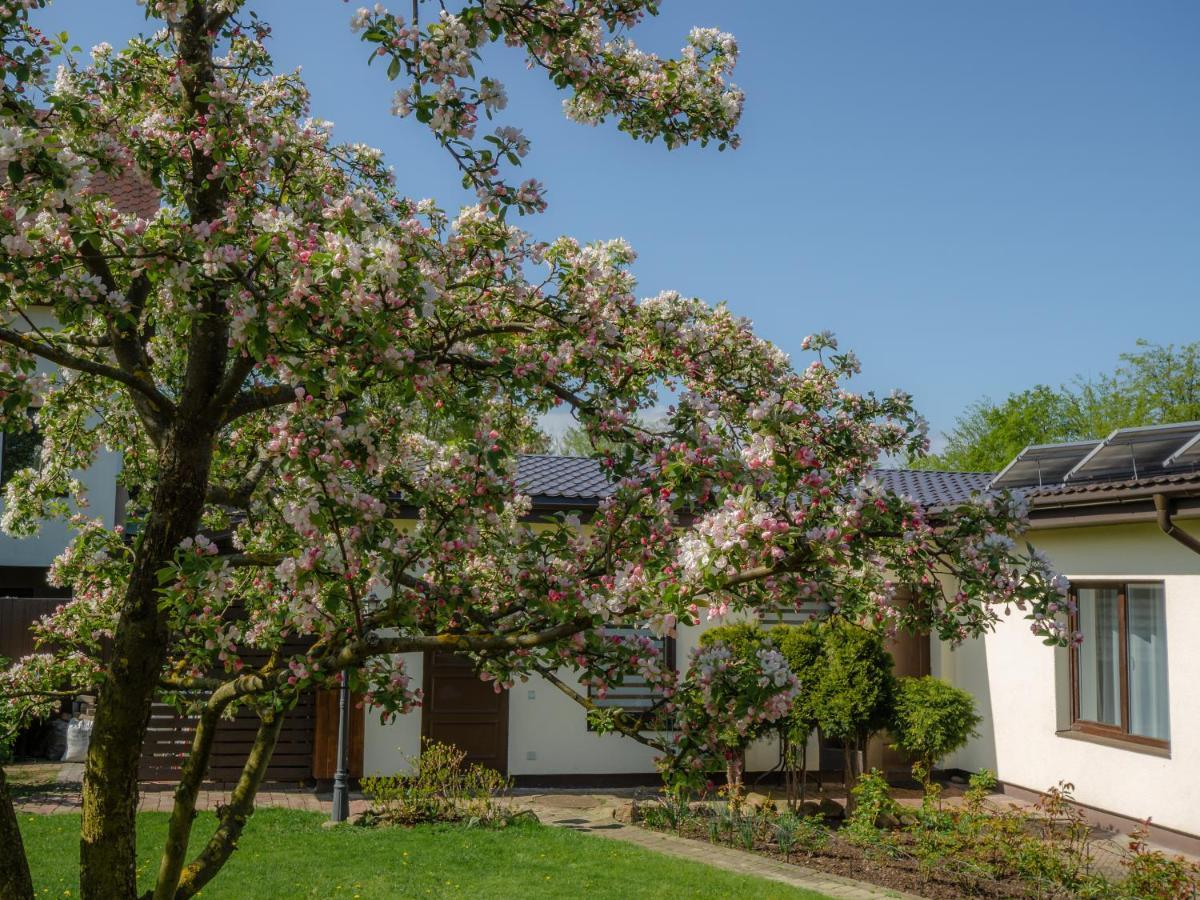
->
743, 792, 776, 813
899, 812, 919, 828
876, 812, 900, 830
611, 801, 636, 823
949, 773, 968, 785
818, 797, 845, 820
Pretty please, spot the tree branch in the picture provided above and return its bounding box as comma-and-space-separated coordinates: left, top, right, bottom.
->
0, 325, 173, 423
221, 384, 297, 425
534, 665, 670, 754
152, 695, 228, 900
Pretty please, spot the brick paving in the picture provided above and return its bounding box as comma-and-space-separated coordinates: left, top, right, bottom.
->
11, 762, 369, 817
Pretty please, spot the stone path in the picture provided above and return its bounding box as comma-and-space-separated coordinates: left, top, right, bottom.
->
510, 791, 923, 900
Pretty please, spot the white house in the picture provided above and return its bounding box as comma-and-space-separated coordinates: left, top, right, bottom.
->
936, 424, 1200, 854
365, 426, 1200, 856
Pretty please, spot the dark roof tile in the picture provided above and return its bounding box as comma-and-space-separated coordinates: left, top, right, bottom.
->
873, 469, 993, 508
1026, 469, 1200, 500
516, 455, 616, 503
514, 456, 995, 510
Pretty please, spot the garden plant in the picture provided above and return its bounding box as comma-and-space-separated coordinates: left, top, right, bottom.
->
889, 675, 981, 786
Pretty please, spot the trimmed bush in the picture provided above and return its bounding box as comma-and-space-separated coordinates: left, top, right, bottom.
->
811, 619, 895, 791
698, 621, 773, 657
889, 675, 981, 782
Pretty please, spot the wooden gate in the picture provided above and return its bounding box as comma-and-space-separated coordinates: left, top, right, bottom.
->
0, 596, 64, 661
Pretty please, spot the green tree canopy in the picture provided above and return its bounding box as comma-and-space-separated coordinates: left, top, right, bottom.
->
809, 619, 896, 748
771, 621, 826, 743
913, 340, 1200, 472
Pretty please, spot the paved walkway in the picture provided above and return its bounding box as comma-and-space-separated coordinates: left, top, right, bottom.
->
12, 762, 371, 818
510, 791, 922, 900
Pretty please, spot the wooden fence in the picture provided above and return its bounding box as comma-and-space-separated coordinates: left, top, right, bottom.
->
139, 691, 318, 782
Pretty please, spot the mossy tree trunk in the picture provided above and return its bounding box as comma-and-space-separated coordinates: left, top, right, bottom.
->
79, 426, 218, 899
0, 766, 34, 900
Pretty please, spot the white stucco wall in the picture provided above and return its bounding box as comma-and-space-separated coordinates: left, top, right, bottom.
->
361, 652, 425, 776
0, 308, 123, 571
362, 614, 808, 779
939, 522, 1200, 836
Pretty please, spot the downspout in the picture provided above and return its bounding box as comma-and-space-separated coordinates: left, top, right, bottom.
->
1153, 493, 1200, 557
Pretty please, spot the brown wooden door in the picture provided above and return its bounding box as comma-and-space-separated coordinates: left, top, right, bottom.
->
312, 689, 365, 780
421, 652, 508, 775
880, 591, 932, 775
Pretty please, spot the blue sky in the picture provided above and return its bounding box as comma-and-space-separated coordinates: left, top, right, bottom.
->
34, 1, 1200, 444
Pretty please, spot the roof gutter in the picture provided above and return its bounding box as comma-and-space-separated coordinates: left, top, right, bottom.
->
1154, 493, 1200, 557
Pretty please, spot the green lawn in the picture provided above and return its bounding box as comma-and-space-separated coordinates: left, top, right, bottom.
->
18, 808, 826, 899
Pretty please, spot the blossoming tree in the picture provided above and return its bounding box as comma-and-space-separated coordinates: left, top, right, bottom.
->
0, 2, 1070, 898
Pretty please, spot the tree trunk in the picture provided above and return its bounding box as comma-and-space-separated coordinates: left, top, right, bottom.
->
724, 751, 744, 805
799, 737, 809, 807
153, 703, 224, 900
80, 430, 216, 900
842, 741, 859, 817
174, 710, 284, 899
0, 766, 34, 900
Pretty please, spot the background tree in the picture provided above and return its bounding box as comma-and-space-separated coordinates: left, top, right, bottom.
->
889, 675, 981, 786
913, 339, 1200, 472
0, 3, 1069, 898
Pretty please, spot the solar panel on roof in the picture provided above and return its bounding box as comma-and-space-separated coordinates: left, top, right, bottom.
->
1164, 430, 1200, 468
989, 440, 1100, 490
1064, 422, 1200, 483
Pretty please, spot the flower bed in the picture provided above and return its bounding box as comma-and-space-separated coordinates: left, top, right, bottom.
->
635, 773, 1200, 899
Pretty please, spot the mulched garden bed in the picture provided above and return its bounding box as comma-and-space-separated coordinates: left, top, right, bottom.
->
638, 813, 1035, 899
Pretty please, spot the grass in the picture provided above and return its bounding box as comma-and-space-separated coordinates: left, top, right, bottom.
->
18, 808, 828, 899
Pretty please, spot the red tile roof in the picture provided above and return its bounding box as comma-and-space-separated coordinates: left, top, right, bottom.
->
87, 168, 159, 219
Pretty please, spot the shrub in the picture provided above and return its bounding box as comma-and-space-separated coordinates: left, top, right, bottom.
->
889, 676, 981, 783
698, 621, 773, 657
771, 622, 825, 805
843, 769, 901, 850
1122, 827, 1200, 899
360, 740, 511, 826
667, 626, 797, 796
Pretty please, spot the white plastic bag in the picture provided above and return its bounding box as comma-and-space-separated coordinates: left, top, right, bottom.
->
62, 717, 93, 762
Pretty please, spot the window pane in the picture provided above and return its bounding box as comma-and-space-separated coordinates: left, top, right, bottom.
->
1, 426, 41, 487
1127, 584, 1169, 741
1077, 587, 1121, 728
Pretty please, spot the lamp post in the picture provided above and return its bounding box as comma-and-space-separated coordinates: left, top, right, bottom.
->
330, 673, 351, 823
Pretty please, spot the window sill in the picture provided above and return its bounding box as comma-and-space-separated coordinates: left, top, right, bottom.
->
1056, 728, 1171, 759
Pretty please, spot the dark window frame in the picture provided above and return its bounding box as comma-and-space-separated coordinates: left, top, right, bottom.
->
1068, 580, 1169, 750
